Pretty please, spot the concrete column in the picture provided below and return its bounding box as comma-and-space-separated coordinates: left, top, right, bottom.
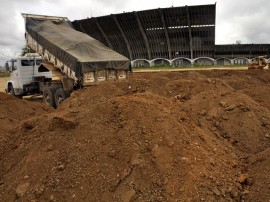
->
186, 6, 194, 60
94, 18, 113, 49
112, 15, 133, 60
159, 9, 172, 60
134, 12, 152, 60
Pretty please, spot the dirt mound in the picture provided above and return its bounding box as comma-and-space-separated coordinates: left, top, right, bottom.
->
0, 92, 50, 197
177, 77, 270, 154
0, 70, 270, 201
247, 147, 270, 201
0, 92, 50, 133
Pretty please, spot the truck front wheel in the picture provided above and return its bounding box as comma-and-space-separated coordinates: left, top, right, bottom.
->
9, 83, 15, 96
54, 88, 67, 108
8, 83, 22, 98
43, 88, 56, 108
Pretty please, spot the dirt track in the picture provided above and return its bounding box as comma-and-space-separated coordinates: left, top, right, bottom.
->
1, 69, 270, 201
0, 77, 8, 92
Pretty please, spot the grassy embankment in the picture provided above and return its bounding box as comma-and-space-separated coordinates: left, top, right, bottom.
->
132, 65, 247, 71
0, 72, 10, 77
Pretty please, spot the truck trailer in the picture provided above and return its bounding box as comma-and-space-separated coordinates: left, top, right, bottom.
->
6, 13, 131, 108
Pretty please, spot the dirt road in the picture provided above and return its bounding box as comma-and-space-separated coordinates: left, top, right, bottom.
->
0, 77, 8, 92
0, 69, 270, 201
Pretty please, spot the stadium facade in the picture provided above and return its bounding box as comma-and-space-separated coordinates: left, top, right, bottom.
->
72, 4, 270, 67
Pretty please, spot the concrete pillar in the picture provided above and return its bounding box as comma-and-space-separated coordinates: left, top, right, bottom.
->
94, 18, 113, 49
186, 6, 194, 60
159, 9, 172, 60
134, 12, 152, 60
112, 15, 133, 60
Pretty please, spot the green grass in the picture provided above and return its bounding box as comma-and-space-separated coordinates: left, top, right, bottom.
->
0, 72, 10, 77
133, 65, 247, 71
193, 64, 247, 67
133, 66, 180, 70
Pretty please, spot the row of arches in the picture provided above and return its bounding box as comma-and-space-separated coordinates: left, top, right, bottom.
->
131, 57, 270, 67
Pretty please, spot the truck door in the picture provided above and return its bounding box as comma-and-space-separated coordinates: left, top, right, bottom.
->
9, 59, 21, 89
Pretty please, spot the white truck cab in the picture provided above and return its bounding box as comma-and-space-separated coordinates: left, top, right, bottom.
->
5, 53, 52, 97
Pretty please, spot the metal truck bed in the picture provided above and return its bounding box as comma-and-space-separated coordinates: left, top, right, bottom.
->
22, 13, 130, 86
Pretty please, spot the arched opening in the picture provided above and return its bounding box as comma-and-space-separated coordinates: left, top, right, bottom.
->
171, 58, 192, 67
151, 58, 170, 67
193, 57, 214, 66
216, 58, 232, 66
232, 58, 249, 65
132, 59, 150, 67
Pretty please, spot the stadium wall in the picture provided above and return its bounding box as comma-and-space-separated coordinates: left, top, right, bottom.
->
72, 4, 270, 67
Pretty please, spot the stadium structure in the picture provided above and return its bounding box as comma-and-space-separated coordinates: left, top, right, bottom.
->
72, 4, 270, 67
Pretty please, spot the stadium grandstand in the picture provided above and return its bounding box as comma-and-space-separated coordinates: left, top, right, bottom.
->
72, 4, 270, 67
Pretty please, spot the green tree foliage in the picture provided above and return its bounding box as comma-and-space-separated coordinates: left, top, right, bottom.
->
20, 45, 35, 56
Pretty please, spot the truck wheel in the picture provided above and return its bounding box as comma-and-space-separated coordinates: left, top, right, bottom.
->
43, 88, 56, 108
54, 88, 67, 108
9, 83, 15, 96
9, 83, 22, 98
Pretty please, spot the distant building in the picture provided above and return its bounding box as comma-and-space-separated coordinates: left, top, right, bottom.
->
72, 4, 270, 66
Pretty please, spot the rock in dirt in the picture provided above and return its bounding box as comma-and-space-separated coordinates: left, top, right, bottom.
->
219, 101, 227, 107
121, 188, 137, 202
49, 116, 77, 131
238, 173, 249, 184
211, 187, 221, 196
34, 186, 45, 198
21, 121, 34, 130
225, 104, 237, 111
16, 182, 30, 198
57, 164, 66, 171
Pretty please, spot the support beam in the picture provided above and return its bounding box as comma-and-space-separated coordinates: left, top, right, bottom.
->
186, 6, 194, 60
79, 24, 87, 34
214, 3, 217, 45
134, 12, 152, 60
94, 18, 113, 49
159, 9, 172, 60
112, 15, 133, 60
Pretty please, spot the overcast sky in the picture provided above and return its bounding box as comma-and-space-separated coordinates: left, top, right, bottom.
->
0, 0, 269, 66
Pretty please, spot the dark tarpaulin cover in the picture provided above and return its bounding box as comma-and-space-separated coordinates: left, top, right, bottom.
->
25, 18, 130, 78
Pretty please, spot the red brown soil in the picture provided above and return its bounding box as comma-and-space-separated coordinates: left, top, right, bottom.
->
0, 70, 270, 201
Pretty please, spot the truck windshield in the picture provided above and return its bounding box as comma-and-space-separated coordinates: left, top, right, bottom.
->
21, 60, 34, 66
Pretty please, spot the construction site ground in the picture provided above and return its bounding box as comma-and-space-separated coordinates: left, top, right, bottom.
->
0, 69, 270, 201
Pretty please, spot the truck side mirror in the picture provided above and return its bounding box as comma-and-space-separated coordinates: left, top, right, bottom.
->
5, 62, 10, 72
11, 59, 17, 71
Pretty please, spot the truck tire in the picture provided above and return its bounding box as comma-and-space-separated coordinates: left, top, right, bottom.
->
8, 83, 22, 99
43, 88, 56, 108
9, 83, 15, 96
54, 88, 67, 108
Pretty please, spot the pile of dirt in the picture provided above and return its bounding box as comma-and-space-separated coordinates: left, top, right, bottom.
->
0, 70, 270, 201
0, 92, 50, 199
0, 92, 50, 133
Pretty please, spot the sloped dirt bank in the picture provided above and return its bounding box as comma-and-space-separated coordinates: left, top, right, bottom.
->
0, 70, 270, 201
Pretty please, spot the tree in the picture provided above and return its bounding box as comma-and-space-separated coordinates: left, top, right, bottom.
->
20, 45, 35, 56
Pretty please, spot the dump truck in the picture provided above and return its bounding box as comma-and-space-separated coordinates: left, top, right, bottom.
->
5, 13, 131, 107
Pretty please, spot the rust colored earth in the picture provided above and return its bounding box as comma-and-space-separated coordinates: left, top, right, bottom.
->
0, 70, 270, 201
